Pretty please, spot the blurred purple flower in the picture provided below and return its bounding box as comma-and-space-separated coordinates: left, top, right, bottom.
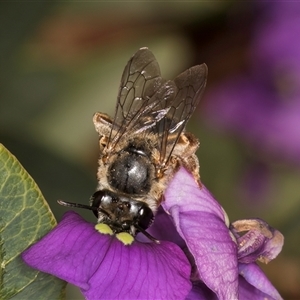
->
204, 3, 300, 166
22, 168, 283, 299
238, 162, 272, 207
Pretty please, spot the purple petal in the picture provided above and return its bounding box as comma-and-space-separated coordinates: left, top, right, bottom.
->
203, 3, 300, 166
204, 76, 300, 165
163, 168, 239, 299
253, 2, 300, 83
203, 77, 273, 137
231, 219, 284, 264
239, 263, 283, 300
238, 162, 272, 207
137, 206, 186, 248
186, 281, 218, 300
22, 211, 192, 300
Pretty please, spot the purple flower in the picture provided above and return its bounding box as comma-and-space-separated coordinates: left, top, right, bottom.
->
204, 3, 300, 166
238, 162, 272, 208
22, 168, 283, 299
22, 210, 192, 299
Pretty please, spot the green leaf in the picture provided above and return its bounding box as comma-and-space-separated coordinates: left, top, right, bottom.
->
0, 144, 66, 299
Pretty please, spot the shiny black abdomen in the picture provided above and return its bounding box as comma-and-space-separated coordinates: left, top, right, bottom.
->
107, 147, 152, 195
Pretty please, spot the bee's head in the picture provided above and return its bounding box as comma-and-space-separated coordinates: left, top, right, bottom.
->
90, 190, 154, 235
58, 190, 158, 243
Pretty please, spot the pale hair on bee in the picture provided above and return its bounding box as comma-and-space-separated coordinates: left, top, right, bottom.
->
58, 47, 207, 244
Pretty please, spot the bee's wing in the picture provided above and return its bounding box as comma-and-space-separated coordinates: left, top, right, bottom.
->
151, 64, 208, 165
107, 47, 207, 167
107, 47, 166, 149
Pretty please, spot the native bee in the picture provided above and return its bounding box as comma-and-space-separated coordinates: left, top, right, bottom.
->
59, 48, 207, 244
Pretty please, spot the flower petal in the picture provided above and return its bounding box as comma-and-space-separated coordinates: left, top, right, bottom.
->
163, 168, 239, 299
137, 206, 185, 248
231, 218, 284, 264
239, 263, 283, 300
186, 281, 218, 300
203, 3, 300, 166
22, 211, 192, 300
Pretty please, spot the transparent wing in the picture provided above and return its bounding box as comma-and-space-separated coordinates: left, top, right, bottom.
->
107, 47, 207, 168
107, 47, 165, 149
152, 64, 208, 165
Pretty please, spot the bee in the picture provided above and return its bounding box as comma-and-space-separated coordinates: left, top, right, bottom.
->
58, 47, 207, 244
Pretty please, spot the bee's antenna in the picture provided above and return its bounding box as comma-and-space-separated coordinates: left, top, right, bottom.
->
136, 225, 160, 244
57, 200, 110, 217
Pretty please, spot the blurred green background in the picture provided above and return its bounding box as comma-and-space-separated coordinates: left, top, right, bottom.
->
1, 1, 299, 299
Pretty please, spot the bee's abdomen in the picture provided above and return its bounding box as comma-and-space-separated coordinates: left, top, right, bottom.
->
107, 150, 152, 195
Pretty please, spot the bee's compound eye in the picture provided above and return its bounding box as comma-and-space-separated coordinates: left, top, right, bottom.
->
91, 190, 113, 218
137, 204, 154, 230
